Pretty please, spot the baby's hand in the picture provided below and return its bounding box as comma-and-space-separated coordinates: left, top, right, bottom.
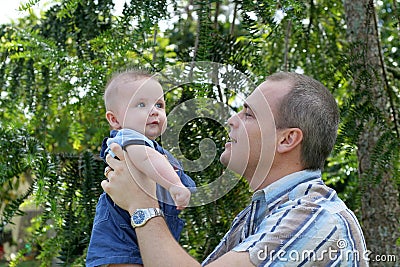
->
169, 185, 191, 210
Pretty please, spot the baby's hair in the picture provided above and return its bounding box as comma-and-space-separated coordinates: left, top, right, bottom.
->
104, 69, 156, 111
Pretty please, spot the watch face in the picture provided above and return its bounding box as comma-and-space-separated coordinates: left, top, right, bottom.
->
132, 210, 146, 224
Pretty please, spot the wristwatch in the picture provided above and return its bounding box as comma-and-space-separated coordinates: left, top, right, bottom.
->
131, 208, 164, 228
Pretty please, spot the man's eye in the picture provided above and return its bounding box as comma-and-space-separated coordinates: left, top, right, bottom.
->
155, 103, 164, 108
242, 106, 252, 118
137, 102, 145, 108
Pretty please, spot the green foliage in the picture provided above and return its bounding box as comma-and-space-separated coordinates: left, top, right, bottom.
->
0, 0, 399, 265
17, 0, 42, 11
0, 127, 43, 230
0, 126, 103, 266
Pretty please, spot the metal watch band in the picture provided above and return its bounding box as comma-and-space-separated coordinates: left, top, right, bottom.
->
149, 207, 163, 217
131, 208, 164, 228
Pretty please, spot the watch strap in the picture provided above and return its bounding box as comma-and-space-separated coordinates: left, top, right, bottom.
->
131, 208, 164, 228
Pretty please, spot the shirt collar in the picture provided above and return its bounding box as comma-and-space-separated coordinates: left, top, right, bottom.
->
251, 170, 322, 209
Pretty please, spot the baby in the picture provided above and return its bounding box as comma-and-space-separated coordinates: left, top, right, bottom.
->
86, 70, 195, 266
103, 71, 191, 209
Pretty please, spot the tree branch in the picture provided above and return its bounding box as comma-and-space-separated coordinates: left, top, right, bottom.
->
230, 2, 238, 36
284, 20, 292, 72
371, 0, 399, 138
152, 27, 158, 65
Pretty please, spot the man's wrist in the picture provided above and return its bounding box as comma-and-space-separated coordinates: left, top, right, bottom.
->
128, 202, 159, 216
131, 208, 164, 228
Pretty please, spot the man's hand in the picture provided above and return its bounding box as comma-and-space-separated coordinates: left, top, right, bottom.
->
101, 143, 159, 215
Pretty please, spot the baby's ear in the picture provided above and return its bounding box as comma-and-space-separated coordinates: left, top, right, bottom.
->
106, 111, 122, 129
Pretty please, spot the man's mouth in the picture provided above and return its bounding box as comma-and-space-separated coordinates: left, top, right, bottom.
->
229, 136, 237, 143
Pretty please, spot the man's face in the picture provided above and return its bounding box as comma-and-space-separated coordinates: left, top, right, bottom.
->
117, 78, 167, 140
220, 80, 290, 190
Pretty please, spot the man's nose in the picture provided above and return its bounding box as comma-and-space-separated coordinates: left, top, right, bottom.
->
226, 113, 238, 128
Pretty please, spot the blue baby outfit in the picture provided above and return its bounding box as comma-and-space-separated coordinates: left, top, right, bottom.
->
101, 129, 155, 158
86, 129, 196, 266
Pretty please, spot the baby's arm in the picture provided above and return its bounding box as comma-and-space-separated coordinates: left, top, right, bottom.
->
125, 145, 191, 209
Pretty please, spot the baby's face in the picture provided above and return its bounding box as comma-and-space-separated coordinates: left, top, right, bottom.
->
117, 78, 167, 140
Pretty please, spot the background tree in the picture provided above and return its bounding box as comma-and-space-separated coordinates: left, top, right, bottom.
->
0, 0, 399, 266
342, 0, 400, 260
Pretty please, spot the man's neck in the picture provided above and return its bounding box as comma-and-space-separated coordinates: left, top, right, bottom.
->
251, 163, 305, 191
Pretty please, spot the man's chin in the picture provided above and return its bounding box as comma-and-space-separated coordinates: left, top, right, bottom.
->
220, 152, 244, 174
219, 152, 229, 167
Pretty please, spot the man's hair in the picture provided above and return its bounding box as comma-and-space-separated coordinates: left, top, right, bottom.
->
268, 72, 340, 170
104, 69, 154, 111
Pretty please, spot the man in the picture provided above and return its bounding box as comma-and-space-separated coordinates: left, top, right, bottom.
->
101, 72, 368, 266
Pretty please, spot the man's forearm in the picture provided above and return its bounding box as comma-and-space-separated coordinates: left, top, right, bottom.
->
135, 216, 201, 267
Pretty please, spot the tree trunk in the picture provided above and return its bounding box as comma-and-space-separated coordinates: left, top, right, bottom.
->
342, 0, 400, 264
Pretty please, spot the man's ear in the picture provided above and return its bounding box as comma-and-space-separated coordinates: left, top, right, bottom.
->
276, 128, 303, 153
106, 111, 122, 129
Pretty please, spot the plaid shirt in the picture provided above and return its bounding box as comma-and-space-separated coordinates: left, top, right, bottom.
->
202, 170, 368, 266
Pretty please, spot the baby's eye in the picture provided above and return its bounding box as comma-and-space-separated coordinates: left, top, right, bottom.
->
155, 103, 164, 108
137, 102, 145, 108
